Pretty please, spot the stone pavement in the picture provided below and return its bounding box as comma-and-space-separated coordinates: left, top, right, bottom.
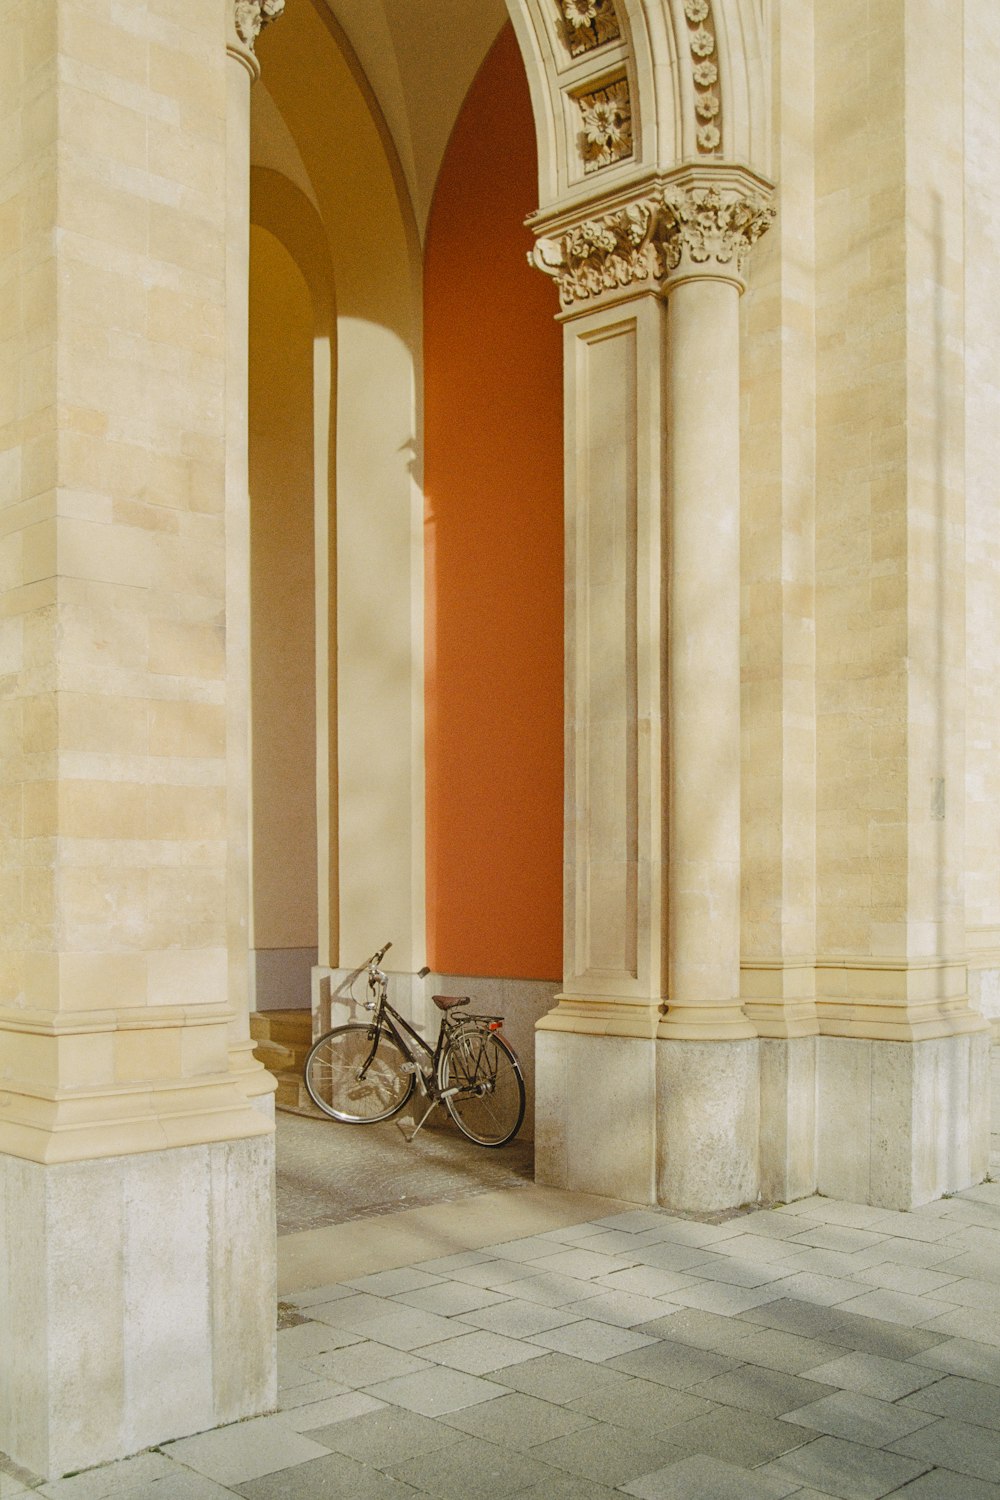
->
3, 1180, 1000, 1500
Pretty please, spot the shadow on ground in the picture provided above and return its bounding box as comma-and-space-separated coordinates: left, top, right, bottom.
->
275, 1109, 534, 1234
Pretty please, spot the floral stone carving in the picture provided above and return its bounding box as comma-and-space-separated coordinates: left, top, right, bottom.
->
578, 78, 633, 172
530, 179, 775, 307
234, 0, 284, 49
558, 0, 622, 57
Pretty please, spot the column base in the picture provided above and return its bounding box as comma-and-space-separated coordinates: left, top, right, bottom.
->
0, 1134, 276, 1480
759, 1036, 817, 1203
656, 1038, 760, 1212
816, 1032, 991, 1208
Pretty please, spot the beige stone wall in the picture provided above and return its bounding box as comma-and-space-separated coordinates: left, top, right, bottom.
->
964, 0, 1000, 1024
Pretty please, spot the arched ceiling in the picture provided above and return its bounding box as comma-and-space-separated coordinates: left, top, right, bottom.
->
319, 0, 511, 237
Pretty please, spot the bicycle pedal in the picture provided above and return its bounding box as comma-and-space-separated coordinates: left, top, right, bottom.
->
400, 1062, 420, 1074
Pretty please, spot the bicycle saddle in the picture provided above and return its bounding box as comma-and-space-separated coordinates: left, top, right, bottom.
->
432, 994, 471, 1011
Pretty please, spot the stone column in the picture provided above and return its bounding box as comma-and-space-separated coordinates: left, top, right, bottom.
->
654, 170, 773, 1210
225, 1, 282, 1102
530, 170, 773, 1211
0, 1, 278, 1478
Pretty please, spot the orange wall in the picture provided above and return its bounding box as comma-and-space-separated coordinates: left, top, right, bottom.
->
424, 24, 564, 980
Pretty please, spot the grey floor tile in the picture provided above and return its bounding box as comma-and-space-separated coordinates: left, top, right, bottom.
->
38, 1456, 178, 1500
901, 1376, 1000, 1429
688, 1364, 838, 1416
739, 1297, 845, 1339
806, 1352, 944, 1401
567, 1374, 717, 1432
768, 1273, 866, 1306
456, 1298, 584, 1338
363, 1366, 505, 1416
303, 1341, 431, 1388
235, 1451, 421, 1499
662, 1405, 819, 1466
630, 1242, 727, 1273
285, 1284, 356, 1309
730, 1326, 848, 1375
781, 1390, 936, 1447
758, 1434, 930, 1499
386, 1436, 557, 1500
621, 1451, 801, 1500
665, 1281, 784, 1316
529, 1248, 639, 1280
918, 1308, 1000, 1348
485, 1235, 572, 1262
909, 1338, 1000, 1385
308, 1405, 465, 1467
608, 1337, 742, 1388
707, 1233, 815, 1265
933, 1277, 1000, 1313
277, 1391, 385, 1432
595, 1265, 702, 1299
527, 1317, 659, 1363
502, 1270, 604, 1307
852, 1263, 963, 1298
864, 1213, 964, 1244
308, 1293, 400, 1333
592, 1210, 676, 1233
559, 1290, 676, 1327
529, 1420, 685, 1488
680, 1257, 792, 1289
361, 1307, 467, 1352
417, 1329, 548, 1374
489, 1350, 638, 1403
886, 1469, 1000, 1499
807, 1310, 948, 1362
787, 1226, 893, 1256
87, 1474, 241, 1500
413, 1251, 492, 1274
571, 1229, 658, 1255
835, 1291, 953, 1328
390, 1281, 508, 1317
634, 1307, 757, 1356
164, 1417, 332, 1486
345, 1268, 444, 1297
277, 1323, 359, 1360
888, 1416, 1000, 1482
513, 1473, 621, 1500
437, 1389, 594, 1449
447, 1258, 546, 1289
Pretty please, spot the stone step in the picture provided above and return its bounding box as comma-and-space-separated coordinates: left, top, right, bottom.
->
251, 1008, 321, 1117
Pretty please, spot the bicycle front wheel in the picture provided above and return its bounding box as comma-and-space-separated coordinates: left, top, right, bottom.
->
440, 1028, 525, 1146
304, 1024, 415, 1123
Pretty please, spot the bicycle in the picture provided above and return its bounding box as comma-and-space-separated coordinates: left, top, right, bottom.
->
303, 942, 526, 1147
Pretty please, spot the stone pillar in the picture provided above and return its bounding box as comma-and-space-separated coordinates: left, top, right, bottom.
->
530, 169, 773, 1211
0, 1, 278, 1478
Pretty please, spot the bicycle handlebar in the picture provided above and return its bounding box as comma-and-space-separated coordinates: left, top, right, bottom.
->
366, 941, 392, 968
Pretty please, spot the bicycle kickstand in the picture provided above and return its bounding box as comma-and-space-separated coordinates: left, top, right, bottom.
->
396, 1096, 441, 1143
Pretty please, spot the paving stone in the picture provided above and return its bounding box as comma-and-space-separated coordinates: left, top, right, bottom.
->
277, 1322, 359, 1360
360, 1307, 467, 1351
437, 1390, 594, 1449
902, 1374, 1000, 1428
559, 1289, 677, 1327
501, 1271, 604, 1308
806, 1352, 944, 1401
757, 1434, 930, 1499
528, 1248, 638, 1280
567, 1374, 717, 1432
932, 1277, 1000, 1313
665, 1280, 784, 1316
308, 1405, 466, 1467
307, 1293, 400, 1333
909, 1308, 1000, 1349
489, 1351, 638, 1403
888, 1416, 1000, 1483
628, 1241, 724, 1273
390, 1281, 508, 1317
164, 1417, 331, 1487
592, 1210, 676, 1234
276, 1390, 385, 1432
484, 1235, 571, 1262
235, 1451, 421, 1499
413, 1251, 492, 1274
528, 1420, 685, 1487
387, 1437, 560, 1500
285, 1284, 356, 1309
767, 1273, 865, 1306
527, 1317, 659, 1363
595, 1265, 702, 1299
835, 1290, 953, 1328
121, 1474, 241, 1500
851, 1263, 963, 1297
729, 1326, 848, 1374
513, 1474, 620, 1500
806, 1311, 948, 1362
886, 1469, 1000, 1499
608, 1338, 742, 1388
659, 1405, 819, 1466
788, 1226, 893, 1256
909, 1338, 1000, 1385
739, 1297, 846, 1339
634, 1308, 757, 1356
37, 1454, 177, 1499
345, 1268, 444, 1297
707, 1233, 815, 1265
446, 1258, 545, 1288
303, 1341, 431, 1388
688, 1363, 838, 1417
680, 1257, 792, 1289
620, 1452, 801, 1500
781, 1390, 936, 1447
456, 1297, 584, 1338
363, 1366, 505, 1417
571, 1229, 657, 1255
417, 1329, 548, 1375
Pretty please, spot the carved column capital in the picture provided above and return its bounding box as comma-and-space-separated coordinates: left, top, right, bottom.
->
655, 167, 775, 293
227, 0, 284, 80
530, 167, 775, 312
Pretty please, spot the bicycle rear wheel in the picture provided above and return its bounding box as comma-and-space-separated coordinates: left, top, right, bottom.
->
304, 1023, 415, 1123
440, 1027, 525, 1146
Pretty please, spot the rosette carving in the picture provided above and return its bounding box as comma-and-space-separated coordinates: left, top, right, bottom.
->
577, 78, 633, 172
234, 0, 284, 50
657, 183, 775, 279
557, 0, 622, 57
531, 202, 657, 307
